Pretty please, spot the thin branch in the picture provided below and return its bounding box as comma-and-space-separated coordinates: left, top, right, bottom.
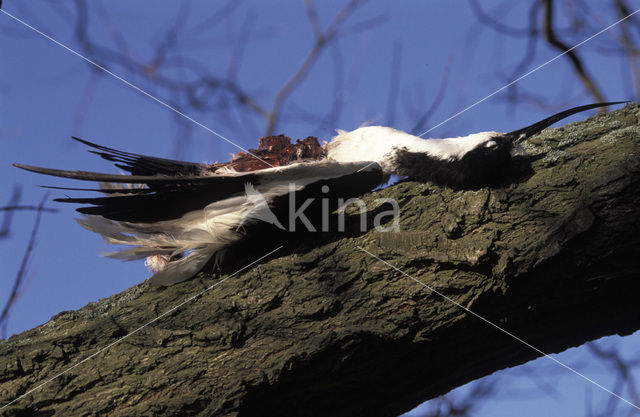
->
146, 2, 192, 74
614, 0, 640, 99
305, 0, 323, 40
588, 341, 640, 411
0, 186, 21, 239
265, 0, 363, 135
226, 13, 255, 80
72, 69, 101, 135
336, 12, 387, 37
184, 0, 240, 39
302, 41, 347, 136
386, 41, 402, 126
542, 0, 606, 103
503, 2, 542, 106
0, 193, 49, 338
468, 0, 533, 37
410, 57, 452, 135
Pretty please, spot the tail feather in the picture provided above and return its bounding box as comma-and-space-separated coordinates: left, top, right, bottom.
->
147, 245, 218, 286
76, 212, 242, 284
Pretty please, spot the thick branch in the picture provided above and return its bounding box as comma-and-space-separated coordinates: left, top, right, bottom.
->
1, 104, 640, 416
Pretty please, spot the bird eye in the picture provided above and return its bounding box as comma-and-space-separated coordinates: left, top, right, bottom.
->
485, 140, 497, 148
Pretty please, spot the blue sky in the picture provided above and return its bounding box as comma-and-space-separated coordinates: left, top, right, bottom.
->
1, 1, 639, 415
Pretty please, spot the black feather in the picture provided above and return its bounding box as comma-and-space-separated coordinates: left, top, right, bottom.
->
39, 185, 153, 194
54, 183, 246, 222
394, 136, 513, 188
13, 163, 254, 187
31, 160, 382, 223
72, 136, 206, 176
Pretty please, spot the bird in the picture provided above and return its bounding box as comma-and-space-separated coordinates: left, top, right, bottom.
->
14, 101, 626, 286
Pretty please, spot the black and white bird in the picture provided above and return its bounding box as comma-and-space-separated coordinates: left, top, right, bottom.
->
15, 101, 625, 285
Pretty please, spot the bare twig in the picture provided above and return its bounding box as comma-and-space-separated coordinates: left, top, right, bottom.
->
419, 380, 496, 417
65, 1, 372, 143
265, 0, 363, 135
410, 57, 452, 135
184, 0, 240, 39
503, 2, 542, 107
0, 193, 49, 338
542, 0, 606, 103
226, 13, 255, 80
386, 41, 402, 126
587, 341, 640, 416
304, 41, 347, 136
468, 0, 532, 37
0, 186, 21, 239
72, 69, 101, 135
614, 0, 640, 99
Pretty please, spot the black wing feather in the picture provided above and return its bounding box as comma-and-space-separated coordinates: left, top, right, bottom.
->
17, 159, 383, 223
72, 136, 206, 176
13, 163, 251, 186
55, 184, 239, 222
39, 185, 153, 194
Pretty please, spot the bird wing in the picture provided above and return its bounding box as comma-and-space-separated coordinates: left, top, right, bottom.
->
71, 136, 207, 177
15, 153, 383, 286
15, 160, 382, 222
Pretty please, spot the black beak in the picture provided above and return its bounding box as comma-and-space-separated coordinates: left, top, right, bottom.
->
506, 101, 629, 143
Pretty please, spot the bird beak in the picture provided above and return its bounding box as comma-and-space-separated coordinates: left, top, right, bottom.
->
505, 101, 628, 144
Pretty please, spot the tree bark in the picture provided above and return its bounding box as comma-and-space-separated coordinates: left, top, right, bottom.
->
1, 104, 640, 417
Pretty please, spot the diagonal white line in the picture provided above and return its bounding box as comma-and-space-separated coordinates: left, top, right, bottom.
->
0, 246, 282, 411
356, 160, 379, 173
357, 246, 640, 412
418, 7, 640, 138
0, 8, 275, 168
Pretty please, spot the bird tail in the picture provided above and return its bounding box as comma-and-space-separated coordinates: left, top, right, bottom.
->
76, 214, 241, 286
146, 245, 219, 286
506, 101, 628, 143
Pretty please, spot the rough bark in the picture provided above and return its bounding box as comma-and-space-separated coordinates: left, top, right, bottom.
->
1, 104, 640, 417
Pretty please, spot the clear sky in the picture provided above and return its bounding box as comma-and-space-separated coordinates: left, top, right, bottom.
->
1, 1, 639, 416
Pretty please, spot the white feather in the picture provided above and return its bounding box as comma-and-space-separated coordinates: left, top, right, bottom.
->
78, 161, 380, 284
326, 126, 499, 174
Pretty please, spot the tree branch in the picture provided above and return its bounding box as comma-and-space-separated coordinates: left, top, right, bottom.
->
1, 104, 640, 416
0, 194, 49, 339
542, 0, 606, 103
265, 0, 362, 135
